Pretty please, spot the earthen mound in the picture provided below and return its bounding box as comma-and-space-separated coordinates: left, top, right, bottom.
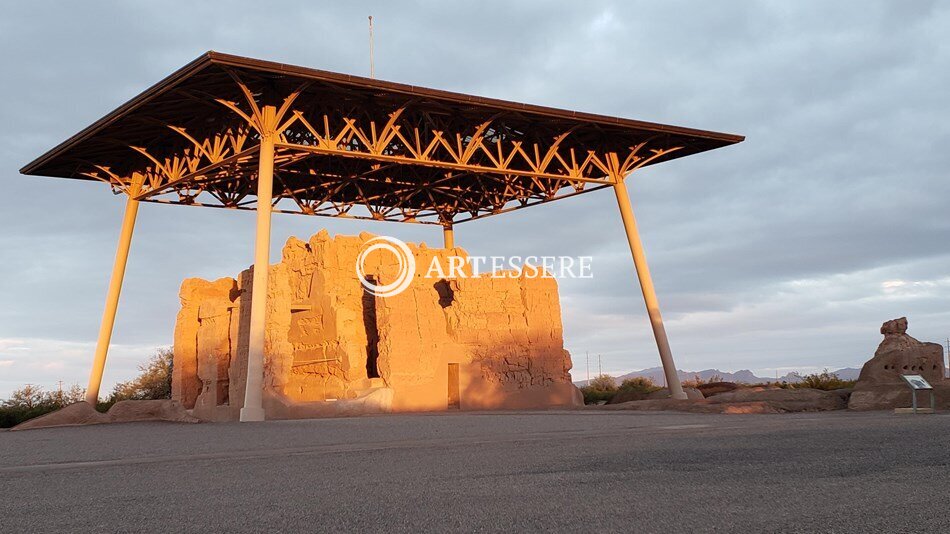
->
107, 400, 200, 424
11, 402, 108, 431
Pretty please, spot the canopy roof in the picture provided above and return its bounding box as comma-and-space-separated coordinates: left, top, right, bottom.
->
21, 51, 743, 224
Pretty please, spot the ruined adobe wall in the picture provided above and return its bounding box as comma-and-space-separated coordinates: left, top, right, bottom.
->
451, 274, 572, 389
172, 232, 580, 419
279, 231, 408, 403
374, 271, 577, 411
172, 277, 238, 420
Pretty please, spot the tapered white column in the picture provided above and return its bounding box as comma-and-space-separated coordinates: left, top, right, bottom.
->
241, 106, 277, 422
85, 173, 145, 404
443, 223, 454, 249
612, 178, 686, 400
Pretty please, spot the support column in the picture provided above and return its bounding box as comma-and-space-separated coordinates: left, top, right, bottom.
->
84, 173, 145, 404
442, 223, 454, 249
241, 106, 277, 422
612, 178, 686, 400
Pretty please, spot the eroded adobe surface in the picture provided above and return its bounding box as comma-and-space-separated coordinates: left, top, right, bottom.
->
173, 231, 580, 421
849, 317, 950, 410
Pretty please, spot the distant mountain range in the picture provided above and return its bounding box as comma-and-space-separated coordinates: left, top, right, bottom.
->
573, 366, 862, 387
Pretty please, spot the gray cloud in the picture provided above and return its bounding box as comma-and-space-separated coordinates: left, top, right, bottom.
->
1, 1, 948, 395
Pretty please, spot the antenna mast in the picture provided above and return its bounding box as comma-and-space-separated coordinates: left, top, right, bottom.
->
368, 15, 375, 79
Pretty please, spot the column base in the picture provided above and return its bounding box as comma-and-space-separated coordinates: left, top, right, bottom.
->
239, 405, 266, 422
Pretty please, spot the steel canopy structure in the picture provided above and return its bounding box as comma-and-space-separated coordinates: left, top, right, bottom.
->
22, 51, 743, 419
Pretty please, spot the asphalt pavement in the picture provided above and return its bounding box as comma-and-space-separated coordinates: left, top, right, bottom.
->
1, 410, 948, 533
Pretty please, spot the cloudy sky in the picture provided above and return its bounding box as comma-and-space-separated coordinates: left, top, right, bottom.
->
1, 1, 948, 397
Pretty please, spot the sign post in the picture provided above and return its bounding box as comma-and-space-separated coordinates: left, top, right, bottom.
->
897, 374, 935, 414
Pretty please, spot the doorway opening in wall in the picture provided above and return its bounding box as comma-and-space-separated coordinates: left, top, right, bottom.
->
362, 277, 380, 378
448, 363, 460, 409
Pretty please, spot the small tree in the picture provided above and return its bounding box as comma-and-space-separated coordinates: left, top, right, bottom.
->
1, 383, 84, 428
108, 348, 174, 403
2, 384, 46, 410
588, 374, 617, 392
46, 384, 85, 407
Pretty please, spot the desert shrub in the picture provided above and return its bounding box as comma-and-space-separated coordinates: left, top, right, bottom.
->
681, 374, 723, 389
618, 376, 661, 395
588, 374, 616, 391
581, 388, 616, 405
0, 384, 86, 428
107, 348, 173, 403
792, 369, 855, 391
606, 376, 664, 404
0, 405, 56, 428
681, 376, 701, 388
48, 384, 86, 406
0, 347, 174, 428
581, 374, 617, 404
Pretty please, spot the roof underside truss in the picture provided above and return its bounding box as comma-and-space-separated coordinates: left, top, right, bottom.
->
24, 54, 742, 225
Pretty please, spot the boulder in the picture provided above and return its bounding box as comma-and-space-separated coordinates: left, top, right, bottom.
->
828, 387, 854, 404
697, 381, 740, 397
11, 402, 108, 431
848, 317, 948, 410
600, 387, 845, 414
705, 387, 847, 411
607, 388, 657, 404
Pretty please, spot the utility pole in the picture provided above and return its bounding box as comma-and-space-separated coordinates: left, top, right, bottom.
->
586, 351, 590, 384
598, 354, 602, 377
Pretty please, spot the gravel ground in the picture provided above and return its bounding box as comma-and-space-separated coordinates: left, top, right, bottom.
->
1, 410, 948, 533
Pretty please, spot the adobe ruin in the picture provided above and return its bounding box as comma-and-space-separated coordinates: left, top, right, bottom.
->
849, 317, 950, 410
172, 231, 582, 420
21, 52, 743, 414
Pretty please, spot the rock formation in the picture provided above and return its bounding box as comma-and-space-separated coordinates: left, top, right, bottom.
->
849, 317, 950, 410
172, 232, 581, 421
